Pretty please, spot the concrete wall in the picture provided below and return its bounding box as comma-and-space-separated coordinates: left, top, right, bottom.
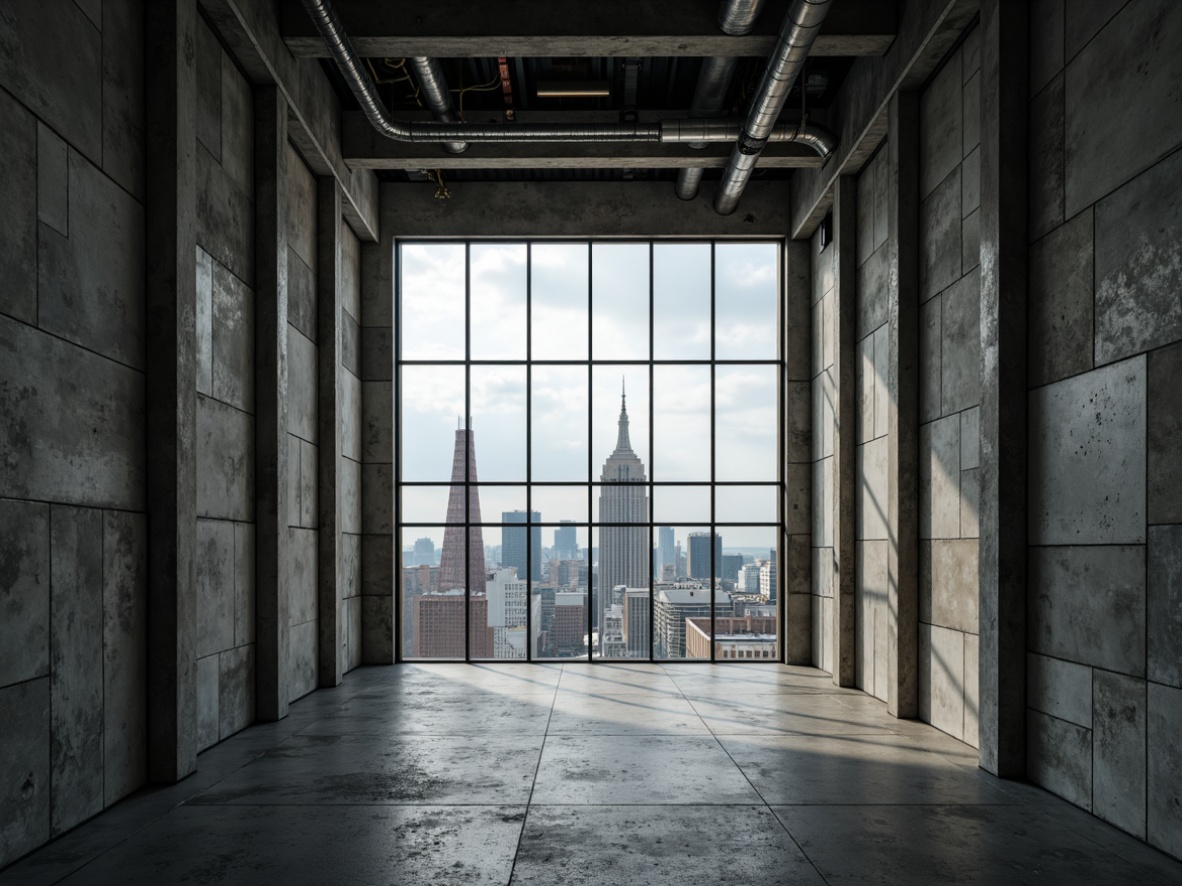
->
1024, 0, 1182, 855
194, 13, 257, 753
0, 0, 147, 863
809, 231, 836, 673
916, 29, 981, 748
341, 218, 364, 672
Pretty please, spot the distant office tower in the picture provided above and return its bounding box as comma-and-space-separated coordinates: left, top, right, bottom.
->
760, 549, 777, 602
412, 537, 435, 566
686, 531, 722, 580
656, 526, 675, 580
437, 425, 486, 593
552, 591, 587, 656
684, 615, 778, 660
653, 585, 732, 658
486, 567, 528, 659
736, 563, 762, 594
623, 587, 650, 658
720, 553, 745, 582
554, 521, 578, 560
413, 591, 493, 658
597, 386, 649, 654
548, 558, 588, 589
502, 510, 542, 581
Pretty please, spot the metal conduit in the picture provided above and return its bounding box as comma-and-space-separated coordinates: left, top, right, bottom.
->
676, 0, 768, 201
714, 0, 833, 215
407, 57, 468, 154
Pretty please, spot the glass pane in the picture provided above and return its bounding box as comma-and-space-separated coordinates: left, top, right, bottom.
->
400, 485, 451, 525
592, 243, 649, 360
652, 364, 711, 480
652, 486, 710, 525
592, 526, 650, 660
478, 564, 528, 660
474, 486, 528, 525
716, 485, 778, 524
592, 365, 649, 489
654, 243, 711, 360
715, 242, 778, 360
532, 366, 588, 481
470, 243, 527, 360
532, 243, 588, 360
399, 243, 466, 359
531, 486, 588, 525
400, 365, 466, 482
715, 365, 778, 481
717, 526, 778, 661
533, 524, 589, 660
653, 526, 713, 660
496, 507, 541, 581
401, 524, 470, 660
469, 365, 526, 481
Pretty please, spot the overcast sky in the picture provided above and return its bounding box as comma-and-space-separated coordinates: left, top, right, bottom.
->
398, 241, 781, 549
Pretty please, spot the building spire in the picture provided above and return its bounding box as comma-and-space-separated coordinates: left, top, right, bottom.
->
615, 377, 632, 453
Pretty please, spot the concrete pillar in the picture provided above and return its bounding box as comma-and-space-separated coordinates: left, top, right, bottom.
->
831, 176, 858, 687
144, 0, 198, 783
886, 92, 920, 719
318, 177, 344, 686
784, 239, 812, 664
255, 86, 290, 720
978, 0, 1028, 777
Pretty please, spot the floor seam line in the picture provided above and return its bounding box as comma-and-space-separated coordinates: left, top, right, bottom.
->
505, 665, 561, 884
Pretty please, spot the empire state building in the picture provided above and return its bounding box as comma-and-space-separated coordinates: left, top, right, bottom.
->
597, 384, 649, 654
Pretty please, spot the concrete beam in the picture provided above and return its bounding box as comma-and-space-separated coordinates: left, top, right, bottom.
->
255, 86, 291, 720
279, 0, 897, 58
831, 176, 857, 688
977, 0, 1028, 779
382, 180, 794, 238
318, 177, 345, 686
886, 91, 919, 719
200, 0, 379, 242
784, 239, 812, 665
789, 0, 978, 239
145, 0, 199, 784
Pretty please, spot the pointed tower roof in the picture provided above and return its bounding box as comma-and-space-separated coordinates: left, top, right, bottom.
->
613, 377, 634, 456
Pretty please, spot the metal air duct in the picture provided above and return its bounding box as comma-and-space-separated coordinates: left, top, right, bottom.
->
407, 57, 468, 154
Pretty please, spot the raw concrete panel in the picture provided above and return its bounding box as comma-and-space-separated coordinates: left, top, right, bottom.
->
1028, 72, 1065, 243
212, 263, 255, 413
363, 381, 394, 464
0, 316, 145, 510
811, 234, 833, 305
360, 533, 393, 598
288, 249, 317, 344
928, 624, 965, 741
289, 620, 318, 702
919, 167, 962, 302
962, 20, 981, 80
1064, 0, 1182, 218
1148, 343, 1182, 524
195, 16, 222, 160
856, 162, 874, 269
1027, 652, 1091, 728
286, 143, 318, 273
811, 547, 833, 600
0, 499, 50, 686
287, 434, 301, 529
342, 457, 362, 535
812, 458, 833, 549
872, 323, 889, 440
234, 522, 256, 647
961, 210, 979, 275
1028, 209, 1094, 388
1028, 545, 1145, 676
1148, 525, 1182, 688
342, 312, 361, 379
346, 596, 362, 671
101, 0, 146, 201
786, 464, 811, 537
219, 645, 255, 738
360, 326, 393, 381
784, 592, 811, 667
342, 371, 363, 463
960, 407, 980, 470
38, 148, 146, 370
857, 539, 888, 700
920, 296, 941, 424
1028, 357, 1146, 545
288, 327, 319, 444
361, 464, 394, 534
102, 509, 147, 806
196, 394, 255, 522
1027, 708, 1092, 810
196, 248, 213, 396
872, 148, 888, 253
857, 335, 874, 444
49, 505, 104, 835
1094, 147, 1182, 366
0, 0, 101, 161
196, 141, 254, 287
361, 594, 394, 664
921, 414, 960, 540
360, 238, 393, 329
962, 71, 980, 158
964, 634, 980, 749
1092, 670, 1146, 837
960, 469, 979, 539
0, 678, 50, 867
220, 54, 253, 198
928, 539, 978, 634
1148, 682, 1182, 859
856, 438, 888, 542
814, 369, 835, 458
855, 244, 888, 340
300, 438, 318, 529
36, 122, 67, 237
341, 224, 361, 323
196, 653, 219, 752
1029, 0, 1063, 98
920, 46, 962, 199
940, 269, 981, 415
341, 533, 361, 600
786, 380, 810, 466
289, 527, 319, 627
961, 146, 980, 218
196, 518, 235, 659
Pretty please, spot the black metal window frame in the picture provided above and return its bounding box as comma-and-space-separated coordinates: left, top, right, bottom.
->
394, 238, 788, 664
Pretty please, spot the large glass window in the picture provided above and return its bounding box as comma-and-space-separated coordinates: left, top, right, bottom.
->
396, 241, 784, 662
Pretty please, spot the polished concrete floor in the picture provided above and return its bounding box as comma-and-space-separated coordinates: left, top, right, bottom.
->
3, 662, 1182, 885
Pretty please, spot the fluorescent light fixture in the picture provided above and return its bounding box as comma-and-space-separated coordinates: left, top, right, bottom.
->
536, 81, 611, 98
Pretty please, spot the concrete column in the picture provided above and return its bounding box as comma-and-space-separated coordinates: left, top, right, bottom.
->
255, 86, 290, 719
784, 239, 812, 664
318, 177, 344, 686
831, 176, 858, 687
145, 0, 198, 784
886, 91, 920, 719
978, 0, 1028, 777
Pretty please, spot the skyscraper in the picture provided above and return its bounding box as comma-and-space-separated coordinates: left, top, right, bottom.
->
656, 526, 674, 580
437, 424, 486, 592
502, 509, 542, 581
686, 531, 722, 579
554, 521, 578, 560
596, 385, 649, 654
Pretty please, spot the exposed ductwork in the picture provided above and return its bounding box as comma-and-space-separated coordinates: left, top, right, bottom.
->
676, 0, 768, 202
299, 0, 834, 211
407, 57, 468, 154
714, 0, 833, 215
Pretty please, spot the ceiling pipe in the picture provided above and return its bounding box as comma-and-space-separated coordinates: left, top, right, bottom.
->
676, 0, 768, 201
298, 0, 834, 153
407, 57, 468, 154
714, 0, 833, 215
